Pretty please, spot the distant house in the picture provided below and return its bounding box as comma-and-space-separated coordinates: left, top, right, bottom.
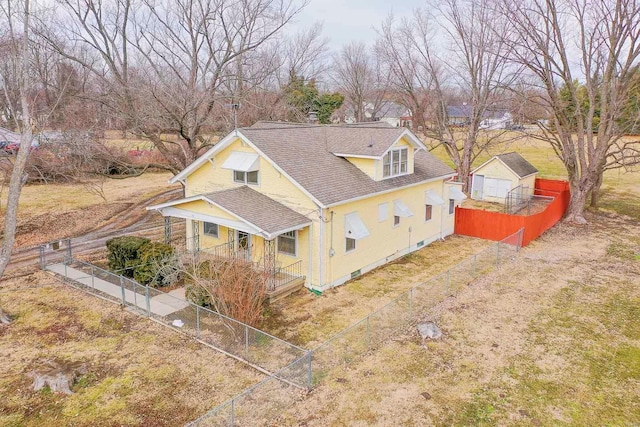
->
342, 101, 413, 128
148, 121, 462, 294
470, 152, 538, 202
479, 111, 513, 130
446, 106, 513, 130
446, 105, 473, 126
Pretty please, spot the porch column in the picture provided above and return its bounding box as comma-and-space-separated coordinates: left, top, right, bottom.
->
263, 238, 276, 291
192, 220, 200, 252
227, 228, 235, 257
164, 217, 172, 244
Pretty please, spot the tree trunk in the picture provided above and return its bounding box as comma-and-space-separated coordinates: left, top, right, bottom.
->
589, 171, 604, 209
564, 182, 590, 224
0, 0, 33, 281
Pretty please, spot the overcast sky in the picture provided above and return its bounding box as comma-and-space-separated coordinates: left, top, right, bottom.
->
291, 0, 424, 49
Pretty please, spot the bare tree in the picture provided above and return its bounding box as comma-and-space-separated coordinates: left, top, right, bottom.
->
376, 15, 432, 132
40, 0, 307, 174
183, 253, 267, 329
378, 2, 516, 191
332, 41, 388, 122
0, 0, 33, 318
500, 0, 640, 222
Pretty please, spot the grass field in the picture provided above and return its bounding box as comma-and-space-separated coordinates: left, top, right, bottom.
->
0, 273, 262, 427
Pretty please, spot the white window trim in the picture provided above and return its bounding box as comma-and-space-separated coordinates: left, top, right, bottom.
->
425, 204, 433, 222
449, 199, 455, 215
233, 170, 259, 185
382, 147, 410, 179
277, 231, 298, 257
345, 237, 357, 253
203, 221, 219, 238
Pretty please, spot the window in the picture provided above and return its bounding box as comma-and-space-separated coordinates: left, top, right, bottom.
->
382, 147, 408, 178
346, 237, 356, 252
394, 215, 400, 226
233, 170, 259, 185
278, 231, 297, 256
378, 203, 389, 222
449, 199, 455, 215
203, 222, 218, 237
425, 204, 433, 221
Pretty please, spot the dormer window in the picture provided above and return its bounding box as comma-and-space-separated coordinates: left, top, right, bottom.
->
383, 147, 408, 178
234, 170, 259, 185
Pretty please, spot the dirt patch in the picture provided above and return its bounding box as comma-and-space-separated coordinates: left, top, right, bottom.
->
0, 272, 262, 427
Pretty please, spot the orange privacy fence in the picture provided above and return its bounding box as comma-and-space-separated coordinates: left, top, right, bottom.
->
454, 178, 570, 246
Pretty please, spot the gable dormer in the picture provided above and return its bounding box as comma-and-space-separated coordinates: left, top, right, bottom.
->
331, 129, 424, 181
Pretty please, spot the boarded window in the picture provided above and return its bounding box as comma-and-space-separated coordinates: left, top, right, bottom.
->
378, 203, 389, 222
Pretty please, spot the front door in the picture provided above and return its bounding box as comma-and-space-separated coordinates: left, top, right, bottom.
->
472, 174, 484, 200
236, 231, 251, 260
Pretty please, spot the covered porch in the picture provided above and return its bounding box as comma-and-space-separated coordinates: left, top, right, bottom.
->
148, 186, 312, 301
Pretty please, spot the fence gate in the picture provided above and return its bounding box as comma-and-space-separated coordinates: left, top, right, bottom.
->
39, 238, 72, 269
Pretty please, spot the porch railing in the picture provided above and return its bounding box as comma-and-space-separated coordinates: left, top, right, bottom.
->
269, 260, 304, 291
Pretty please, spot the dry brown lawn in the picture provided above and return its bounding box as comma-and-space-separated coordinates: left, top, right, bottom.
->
1, 172, 179, 248
262, 235, 493, 348
0, 272, 262, 427
276, 210, 640, 426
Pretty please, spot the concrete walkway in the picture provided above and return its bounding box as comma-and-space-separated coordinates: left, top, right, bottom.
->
46, 263, 190, 316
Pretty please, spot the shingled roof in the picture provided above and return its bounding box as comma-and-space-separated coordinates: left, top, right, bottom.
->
238, 122, 454, 206
203, 186, 311, 235
495, 152, 538, 178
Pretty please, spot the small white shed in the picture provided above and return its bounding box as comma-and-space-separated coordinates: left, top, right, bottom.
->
470, 152, 538, 203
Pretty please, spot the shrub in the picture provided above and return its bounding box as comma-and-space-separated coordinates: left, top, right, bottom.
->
106, 236, 150, 277
133, 242, 179, 287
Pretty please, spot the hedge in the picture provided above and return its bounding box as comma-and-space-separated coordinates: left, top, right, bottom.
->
106, 236, 150, 277
133, 242, 179, 287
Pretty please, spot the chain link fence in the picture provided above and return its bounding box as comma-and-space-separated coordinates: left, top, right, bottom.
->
191, 228, 524, 425
40, 248, 309, 382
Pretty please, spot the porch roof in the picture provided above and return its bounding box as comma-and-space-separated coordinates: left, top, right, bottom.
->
147, 186, 312, 240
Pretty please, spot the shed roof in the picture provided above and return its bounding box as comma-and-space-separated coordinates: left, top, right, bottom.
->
495, 152, 538, 178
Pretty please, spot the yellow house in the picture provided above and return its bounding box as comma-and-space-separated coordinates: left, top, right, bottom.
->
148, 122, 462, 295
470, 152, 538, 203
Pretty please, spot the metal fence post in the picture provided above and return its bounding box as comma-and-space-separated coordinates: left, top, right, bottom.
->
133, 281, 138, 309
446, 270, 450, 295
66, 238, 72, 260
196, 306, 201, 339
64, 260, 68, 277
146, 286, 151, 317
244, 325, 249, 361
120, 276, 126, 305
408, 288, 413, 318
39, 246, 45, 269
230, 399, 235, 427
365, 316, 371, 349
473, 254, 477, 278
496, 243, 500, 267
307, 351, 313, 387
91, 265, 95, 289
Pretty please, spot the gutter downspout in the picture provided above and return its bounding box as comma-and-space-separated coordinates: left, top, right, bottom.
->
318, 206, 325, 288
